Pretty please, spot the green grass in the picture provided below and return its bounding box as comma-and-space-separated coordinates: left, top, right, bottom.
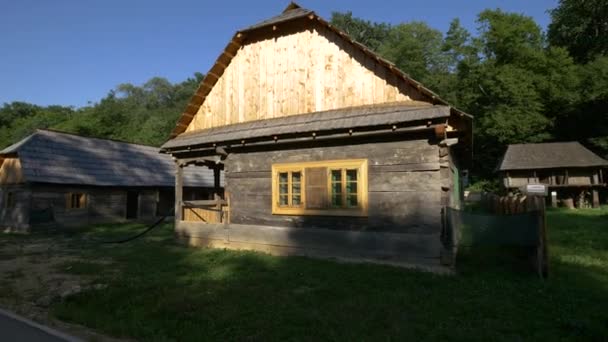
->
54, 261, 108, 276
3, 209, 607, 341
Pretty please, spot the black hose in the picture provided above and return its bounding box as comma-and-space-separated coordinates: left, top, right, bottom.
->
99, 216, 168, 244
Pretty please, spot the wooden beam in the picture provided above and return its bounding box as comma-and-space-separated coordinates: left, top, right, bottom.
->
179, 156, 223, 167
175, 164, 183, 222
183, 199, 227, 207
214, 166, 221, 196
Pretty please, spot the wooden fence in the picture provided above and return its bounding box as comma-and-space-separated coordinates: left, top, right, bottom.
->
452, 192, 549, 278
182, 198, 229, 224
479, 193, 546, 215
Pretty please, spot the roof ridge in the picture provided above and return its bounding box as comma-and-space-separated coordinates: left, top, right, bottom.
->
35, 128, 161, 150
283, 2, 302, 13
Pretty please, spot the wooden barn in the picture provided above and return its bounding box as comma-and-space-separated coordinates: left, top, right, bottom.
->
498, 142, 608, 208
0, 129, 217, 232
160, 3, 473, 267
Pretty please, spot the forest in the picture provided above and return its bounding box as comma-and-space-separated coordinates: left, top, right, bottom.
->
1, 0, 606, 185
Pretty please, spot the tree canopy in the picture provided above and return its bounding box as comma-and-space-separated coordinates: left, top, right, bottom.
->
0, 73, 203, 149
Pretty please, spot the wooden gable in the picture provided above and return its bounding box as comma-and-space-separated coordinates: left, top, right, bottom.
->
185, 21, 429, 133
0, 157, 25, 185
169, 3, 466, 139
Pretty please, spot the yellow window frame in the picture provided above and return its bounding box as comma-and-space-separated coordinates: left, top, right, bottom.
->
271, 159, 368, 217
66, 192, 87, 210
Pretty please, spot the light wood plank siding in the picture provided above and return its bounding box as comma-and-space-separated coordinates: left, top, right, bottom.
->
186, 26, 421, 133
0, 157, 25, 185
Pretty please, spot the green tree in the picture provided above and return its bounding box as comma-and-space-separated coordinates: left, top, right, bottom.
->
548, 0, 608, 63
330, 12, 390, 51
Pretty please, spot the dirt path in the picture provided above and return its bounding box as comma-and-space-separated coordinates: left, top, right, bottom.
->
0, 234, 128, 342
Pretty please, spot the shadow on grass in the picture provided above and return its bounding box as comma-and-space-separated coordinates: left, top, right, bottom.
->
41, 211, 608, 341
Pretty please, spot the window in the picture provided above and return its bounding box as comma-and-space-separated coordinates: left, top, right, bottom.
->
272, 159, 368, 216
4, 192, 15, 209
277, 171, 302, 208
67, 193, 86, 210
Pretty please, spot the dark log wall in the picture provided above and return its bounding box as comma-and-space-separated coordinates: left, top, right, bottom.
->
0, 185, 31, 232
29, 185, 162, 228
224, 138, 444, 234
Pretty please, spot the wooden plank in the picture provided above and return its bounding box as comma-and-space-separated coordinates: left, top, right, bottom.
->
183, 199, 227, 207
183, 24, 421, 133
175, 222, 443, 263
369, 163, 440, 173
175, 165, 183, 222
225, 171, 271, 179
226, 139, 438, 173
368, 171, 441, 192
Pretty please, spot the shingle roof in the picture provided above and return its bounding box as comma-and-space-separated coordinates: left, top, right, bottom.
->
240, 3, 313, 32
162, 102, 449, 151
0, 130, 215, 187
498, 142, 608, 171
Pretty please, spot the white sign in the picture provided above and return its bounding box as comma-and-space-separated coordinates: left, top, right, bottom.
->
525, 184, 548, 196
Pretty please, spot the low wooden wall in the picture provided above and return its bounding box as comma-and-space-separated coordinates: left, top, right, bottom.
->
175, 221, 444, 267
183, 207, 221, 223
480, 193, 545, 215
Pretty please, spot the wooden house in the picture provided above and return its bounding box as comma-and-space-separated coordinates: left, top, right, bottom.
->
0, 129, 217, 232
498, 142, 608, 208
160, 3, 473, 267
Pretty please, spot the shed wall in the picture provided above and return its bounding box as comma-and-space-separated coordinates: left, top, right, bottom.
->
0, 185, 31, 232
29, 185, 163, 228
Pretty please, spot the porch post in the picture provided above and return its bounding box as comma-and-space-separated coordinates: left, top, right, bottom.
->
213, 165, 221, 197
213, 165, 222, 222
175, 163, 183, 221
592, 189, 600, 208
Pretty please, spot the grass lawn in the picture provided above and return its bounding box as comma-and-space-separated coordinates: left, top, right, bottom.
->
2, 207, 607, 341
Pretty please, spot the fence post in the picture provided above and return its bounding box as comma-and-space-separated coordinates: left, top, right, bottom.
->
440, 207, 455, 266
533, 196, 549, 279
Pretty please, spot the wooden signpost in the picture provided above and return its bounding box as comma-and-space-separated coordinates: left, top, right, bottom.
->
523, 184, 549, 279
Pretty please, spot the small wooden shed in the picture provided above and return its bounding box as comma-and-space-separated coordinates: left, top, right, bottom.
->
498, 142, 608, 208
160, 3, 473, 267
0, 129, 217, 232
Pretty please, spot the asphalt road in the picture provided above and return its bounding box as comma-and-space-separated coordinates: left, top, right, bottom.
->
0, 310, 75, 342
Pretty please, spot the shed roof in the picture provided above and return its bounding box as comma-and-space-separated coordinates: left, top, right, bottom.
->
0, 130, 215, 187
162, 102, 449, 151
498, 142, 608, 171
166, 2, 471, 140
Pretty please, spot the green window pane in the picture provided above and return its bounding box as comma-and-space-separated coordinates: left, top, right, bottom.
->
347, 194, 358, 207
292, 195, 301, 206
292, 182, 301, 194
279, 183, 288, 195
331, 194, 343, 207
292, 172, 301, 184
279, 195, 288, 206
331, 170, 342, 182
279, 172, 288, 183
331, 182, 342, 194
346, 169, 357, 182
346, 182, 357, 194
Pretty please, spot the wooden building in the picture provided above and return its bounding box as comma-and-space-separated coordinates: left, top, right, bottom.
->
160, 3, 473, 267
498, 142, 608, 208
0, 129, 217, 232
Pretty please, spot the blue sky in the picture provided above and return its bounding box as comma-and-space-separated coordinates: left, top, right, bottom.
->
0, 0, 557, 108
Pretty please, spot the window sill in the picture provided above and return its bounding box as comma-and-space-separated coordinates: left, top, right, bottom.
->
272, 207, 368, 217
